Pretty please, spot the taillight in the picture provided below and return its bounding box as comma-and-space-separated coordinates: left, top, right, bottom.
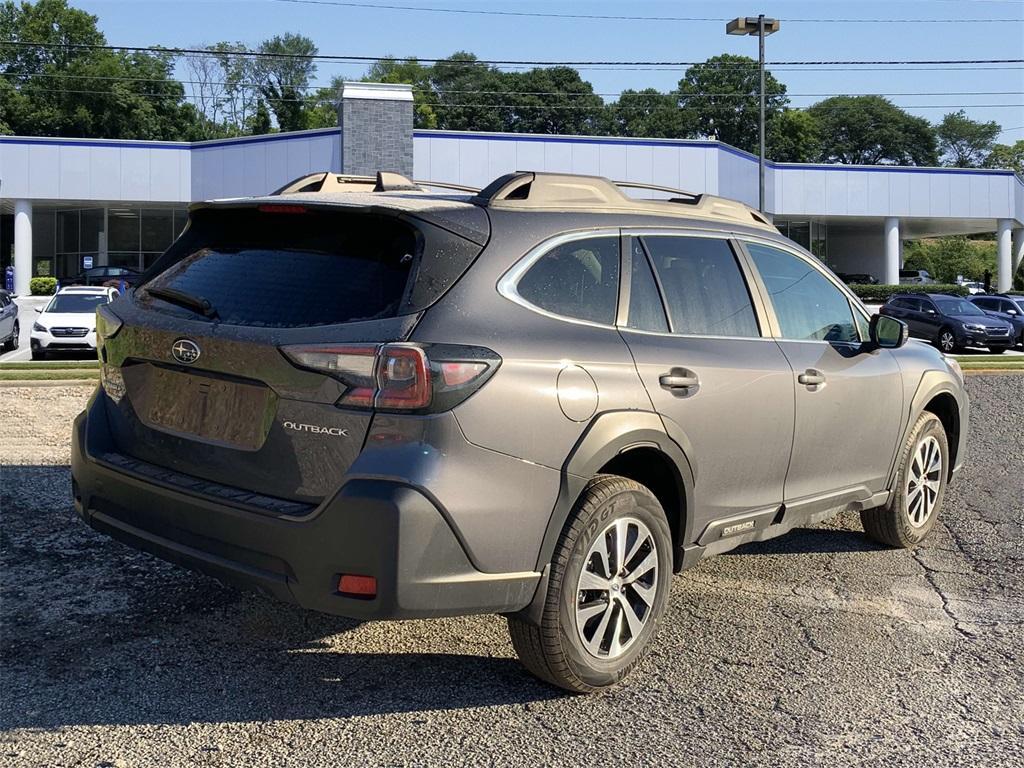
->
280, 343, 499, 413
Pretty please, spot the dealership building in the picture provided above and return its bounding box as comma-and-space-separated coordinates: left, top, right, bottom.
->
2, 82, 1022, 296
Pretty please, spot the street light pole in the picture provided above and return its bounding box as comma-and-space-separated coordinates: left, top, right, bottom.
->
726, 15, 780, 214
758, 13, 766, 215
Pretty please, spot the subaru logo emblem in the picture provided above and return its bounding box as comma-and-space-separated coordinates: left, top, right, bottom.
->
171, 338, 201, 365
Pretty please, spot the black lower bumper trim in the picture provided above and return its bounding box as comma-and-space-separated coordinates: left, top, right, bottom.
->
71, 393, 539, 620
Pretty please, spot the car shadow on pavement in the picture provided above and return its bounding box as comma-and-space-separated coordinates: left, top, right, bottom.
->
728, 523, 885, 557
1, 466, 565, 731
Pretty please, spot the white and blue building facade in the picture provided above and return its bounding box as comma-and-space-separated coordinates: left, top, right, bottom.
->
2, 82, 1023, 296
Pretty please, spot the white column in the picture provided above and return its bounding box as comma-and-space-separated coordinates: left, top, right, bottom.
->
1012, 227, 1023, 279
13, 200, 33, 297
884, 217, 900, 285
996, 219, 1012, 293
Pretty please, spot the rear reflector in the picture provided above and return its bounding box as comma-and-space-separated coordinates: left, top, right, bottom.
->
338, 574, 377, 598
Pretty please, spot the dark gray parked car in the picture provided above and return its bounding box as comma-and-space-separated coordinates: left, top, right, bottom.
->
72, 171, 969, 692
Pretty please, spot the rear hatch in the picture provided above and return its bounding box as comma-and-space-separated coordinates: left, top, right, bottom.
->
96, 201, 487, 508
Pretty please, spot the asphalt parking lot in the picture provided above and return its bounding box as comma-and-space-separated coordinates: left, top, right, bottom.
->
1, 376, 1022, 767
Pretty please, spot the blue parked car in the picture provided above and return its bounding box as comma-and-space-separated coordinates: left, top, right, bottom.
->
969, 294, 1024, 348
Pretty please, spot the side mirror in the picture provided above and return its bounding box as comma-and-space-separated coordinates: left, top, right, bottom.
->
926, 309, 937, 315
35, 307, 43, 313
870, 314, 908, 349
1008, 309, 1019, 316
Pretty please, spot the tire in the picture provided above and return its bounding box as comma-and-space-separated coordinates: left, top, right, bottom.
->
8, 322, 19, 351
935, 327, 958, 354
30, 347, 47, 361
988, 346, 1006, 354
861, 412, 948, 549
507, 474, 673, 693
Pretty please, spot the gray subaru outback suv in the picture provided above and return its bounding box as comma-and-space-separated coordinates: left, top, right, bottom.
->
72, 171, 969, 692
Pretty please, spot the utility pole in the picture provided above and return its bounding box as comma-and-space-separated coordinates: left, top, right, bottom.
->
727, 15, 780, 213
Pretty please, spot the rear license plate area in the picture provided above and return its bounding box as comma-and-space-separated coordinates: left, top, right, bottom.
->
131, 365, 274, 450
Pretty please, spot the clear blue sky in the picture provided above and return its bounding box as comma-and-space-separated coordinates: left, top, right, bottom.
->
75, 0, 1024, 139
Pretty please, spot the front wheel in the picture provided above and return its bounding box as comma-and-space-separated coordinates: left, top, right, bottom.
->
988, 346, 1007, 354
861, 412, 948, 548
30, 347, 46, 361
935, 327, 958, 354
507, 475, 673, 693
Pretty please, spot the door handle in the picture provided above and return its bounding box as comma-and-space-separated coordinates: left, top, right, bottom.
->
659, 370, 699, 391
797, 369, 826, 387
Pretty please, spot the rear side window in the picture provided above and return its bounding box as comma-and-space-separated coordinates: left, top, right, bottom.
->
641, 236, 759, 337
746, 243, 859, 342
142, 208, 419, 328
516, 236, 619, 325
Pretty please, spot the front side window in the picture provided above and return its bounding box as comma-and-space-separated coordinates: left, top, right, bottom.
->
746, 242, 859, 343
516, 236, 620, 325
641, 236, 759, 337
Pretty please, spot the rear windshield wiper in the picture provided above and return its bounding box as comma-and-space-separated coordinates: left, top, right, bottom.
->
143, 286, 220, 320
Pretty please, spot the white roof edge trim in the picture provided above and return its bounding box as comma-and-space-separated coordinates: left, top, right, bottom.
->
340, 82, 414, 102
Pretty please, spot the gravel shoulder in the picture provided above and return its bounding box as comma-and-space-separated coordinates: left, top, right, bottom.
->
1, 377, 1022, 768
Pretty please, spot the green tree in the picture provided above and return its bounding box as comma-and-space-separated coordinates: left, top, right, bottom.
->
503, 67, 608, 135
936, 110, 1000, 167
809, 96, 938, 166
610, 88, 685, 138
247, 98, 272, 134
430, 52, 509, 132
903, 237, 996, 283
984, 140, 1024, 175
255, 32, 316, 132
364, 57, 438, 128
0, 0, 203, 140
676, 54, 788, 153
767, 109, 821, 163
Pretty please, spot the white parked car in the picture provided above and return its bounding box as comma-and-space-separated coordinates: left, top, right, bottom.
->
959, 281, 987, 295
31, 286, 118, 360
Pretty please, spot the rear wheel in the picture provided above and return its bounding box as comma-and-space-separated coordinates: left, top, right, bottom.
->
861, 412, 948, 548
507, 475, 672, 693
935, 327, 958, 354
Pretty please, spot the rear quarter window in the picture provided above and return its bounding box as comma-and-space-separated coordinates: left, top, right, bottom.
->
515, 236, 620, 325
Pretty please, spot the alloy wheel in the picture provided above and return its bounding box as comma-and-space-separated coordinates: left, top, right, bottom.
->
575, 517, 658, 660
906, 435, 942, 528
939, 331, 955, 353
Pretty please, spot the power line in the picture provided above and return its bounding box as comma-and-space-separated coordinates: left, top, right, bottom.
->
2, 40, 1021, 68
268, 0, 1024, 23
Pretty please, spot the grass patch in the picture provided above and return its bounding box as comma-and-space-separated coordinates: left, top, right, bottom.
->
0, 361, 100, 370
0, 369, 99, 381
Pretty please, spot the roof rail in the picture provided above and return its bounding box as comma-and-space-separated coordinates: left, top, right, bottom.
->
472, 171, 775, 229
267, 169, 775, 229
271, 171, 479, 196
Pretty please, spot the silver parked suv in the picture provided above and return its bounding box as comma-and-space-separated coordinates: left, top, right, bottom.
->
72, 171, 969, 692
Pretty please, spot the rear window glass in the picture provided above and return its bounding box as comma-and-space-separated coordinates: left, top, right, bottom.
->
46, 293, 111, 313
141, 208, 420, 328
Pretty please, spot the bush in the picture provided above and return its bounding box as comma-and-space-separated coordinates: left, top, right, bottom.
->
29, 277, 58, 295
849, 283, 969, 303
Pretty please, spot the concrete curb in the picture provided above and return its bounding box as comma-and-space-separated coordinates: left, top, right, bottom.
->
0, 379, 96, 388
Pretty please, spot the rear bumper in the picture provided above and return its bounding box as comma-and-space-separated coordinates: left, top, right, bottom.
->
71, 391, 539, 620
